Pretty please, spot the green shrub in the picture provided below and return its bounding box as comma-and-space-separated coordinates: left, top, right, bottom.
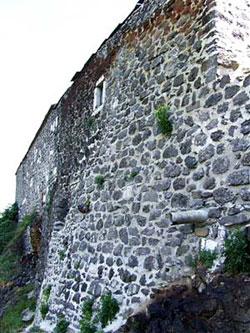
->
224, 228, 250, 275
199, 249, 217, 269
0, 203, 18, 254
98, 293, 119, 328
54, 318, 69, 333
187, 249, 217, 270
43, 285, 51, 302
40, 302, 49, 319
80, 298, 96, 333
6, 212, 36, 250
153, 105, 173, 136
94, 175, 105, 186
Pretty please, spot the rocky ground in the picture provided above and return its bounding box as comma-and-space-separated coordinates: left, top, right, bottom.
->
116, 272, 250, 333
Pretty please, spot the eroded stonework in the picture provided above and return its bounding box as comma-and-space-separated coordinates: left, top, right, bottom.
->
16, 0, 250, 331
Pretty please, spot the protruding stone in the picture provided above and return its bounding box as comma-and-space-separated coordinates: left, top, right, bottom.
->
195, 227, 209, 237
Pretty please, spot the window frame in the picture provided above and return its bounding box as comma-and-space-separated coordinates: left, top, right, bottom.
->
93, 75, 106, 115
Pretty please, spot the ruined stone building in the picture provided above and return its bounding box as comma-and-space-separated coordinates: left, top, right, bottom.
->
15, 0, 250, 331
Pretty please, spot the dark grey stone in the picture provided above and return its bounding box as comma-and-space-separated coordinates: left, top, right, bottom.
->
243, 74, 250, 87
136, 215, 147, 227
185, 156, 198, 169
232, 138, 249, 152
102, 242, 113, 254
149, 209, 161, 221
205, 93, 223, 107
203, 177, 216, 190
173, 74, 184, 86
230, 109, 242, 122
171, 193, 189, 208
127, 283, 140, 296
163, 145, 178, 158
132, 134, 142, 146
143, 256, 158, 270
217, 143, 225, 155
219, 214, 249, 226
233, 92, 249, 106
113, 244, 123, 256
119, 228, 128, 244
164, 164, 181, 178
212, 157, 230, 174
228, 169, 250, 185
176, 245, 190, 256
180, 139, 192, 155
241, 120, 250, 135
143, 191, 158, 202
198, 144, 215, 163
118, 268, 136, 283
194, 133, 207, 146
106, 257, 114, 267
225, 85, 240, 99
192, 168, 205, 181
217, 102, 229, 114
208, 208, 222, 218
242, 153, 250, 166
211, 130, 224, 141
240, 189, 250, 201
128, 256, 138, 268
213, 187, 235, 205
114, 215, 124, 227
135, 247, 151, 256
173, 178, 185, 190
88, 281, 102, 297
188, 67, 199, 81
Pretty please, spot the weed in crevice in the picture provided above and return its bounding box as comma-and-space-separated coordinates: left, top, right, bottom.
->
154, 104, 173, 136
54, 317, 69, 333
124, 170, 139, 182
40, 302, 49, 319
58, 250, 65, 261
98, 293, 119, 328
94, 175, 105, 186
187, 249, 217, 270
199, 249, 217, 269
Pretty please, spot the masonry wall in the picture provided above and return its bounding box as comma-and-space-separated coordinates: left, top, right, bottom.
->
15, 0, 250, 331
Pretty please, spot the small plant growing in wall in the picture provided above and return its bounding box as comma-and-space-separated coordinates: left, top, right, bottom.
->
124, 169, 139, 182
153, 104, 173, 136
80, 298, 97, 333
58, 250, 65, 261
223, 228, 250, 275
78, 199, 91, 214
80, 293, 119, 333
54, 317, 69, 333
199, 249, 217, 269
188, 249, 217, 270
40, 302, 49, 320
40, 285, 51, 319
94, 175, 105, 186
98, 293, 119, 328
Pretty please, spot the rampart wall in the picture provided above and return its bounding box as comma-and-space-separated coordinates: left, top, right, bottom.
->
15, 0, 250, 331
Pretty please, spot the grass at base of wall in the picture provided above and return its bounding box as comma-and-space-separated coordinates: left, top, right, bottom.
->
0, 283, 36, 332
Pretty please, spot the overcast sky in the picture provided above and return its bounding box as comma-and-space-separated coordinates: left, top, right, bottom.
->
0, 0, 138, 212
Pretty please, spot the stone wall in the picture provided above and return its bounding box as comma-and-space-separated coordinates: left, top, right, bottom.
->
15, 0, 250, 331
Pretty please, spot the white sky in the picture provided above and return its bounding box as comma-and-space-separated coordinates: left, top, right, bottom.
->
0, 0, 138, 212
